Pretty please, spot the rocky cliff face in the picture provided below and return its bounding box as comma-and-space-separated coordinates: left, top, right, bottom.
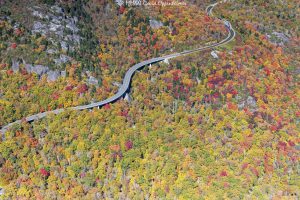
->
0, 0, 100, 80
30, 4, 81, 53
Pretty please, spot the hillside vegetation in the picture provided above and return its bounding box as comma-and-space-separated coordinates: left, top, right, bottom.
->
0, 0, 299, 199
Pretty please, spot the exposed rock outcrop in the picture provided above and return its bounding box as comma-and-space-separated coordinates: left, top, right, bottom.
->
25, 64, 49, 76
11, 60, 19, 72
88, 76, 99, 86
47, 70, 60, 81
237, 95, 257, 112
11, 61, 66, 81
266, 31, 290, 46
149, 19, 163, 29
30, 4, 81, 52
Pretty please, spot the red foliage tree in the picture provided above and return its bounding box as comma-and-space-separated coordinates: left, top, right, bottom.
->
227, 102, 237, 110
51, 92, 60, 100
104, 103, 111, 110
119, 5, 125, 14
14, 28, 22, 36
204, 15, 211, 22
6, 69, 14, 75
125, 140, 133, 150
11, 43, 17, 49
250, 167, 259, 177
65, 85, 74, 91
40, 168, 50, 177
20, 85, 28, 91
77, 84, 88, 94
220, 170, 228, 177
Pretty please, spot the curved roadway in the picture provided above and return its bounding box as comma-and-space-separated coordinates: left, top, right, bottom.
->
0, 1, 235, 134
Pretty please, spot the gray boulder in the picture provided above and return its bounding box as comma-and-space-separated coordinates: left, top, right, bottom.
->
25, 64, 33, 73
49, 22, 61, 32
88, 76, 98, 85
115, 0, 124, 6
266, 31, 290, 46
12, 60, 19, 72
54, 54, 71, 65
246, 96, 257, 110
46, 48, 57, 54
32, 65, 49, 76
51, 5, 64, 14
273, 31, 289, 43
51, 18, 61, 25
47, 70, 60, 81
32, 21, 47, 34
60, 41, 68, 51
66, 22, 79, 33
112, 81, 121, 87
238, 95, 257, 112
61, 70, 66, 77
39, 129, 48, 138
150, 19, 163, 29
25, 64, 49, 76
32, 10, 49, 20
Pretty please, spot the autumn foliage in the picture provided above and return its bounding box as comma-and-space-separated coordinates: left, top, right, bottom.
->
0, 0, 299, 199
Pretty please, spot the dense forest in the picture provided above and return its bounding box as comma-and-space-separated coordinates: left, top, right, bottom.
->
0, 0, 299, 199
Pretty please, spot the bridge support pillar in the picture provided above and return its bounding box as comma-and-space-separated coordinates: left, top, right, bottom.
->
124, 93, 131, 102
